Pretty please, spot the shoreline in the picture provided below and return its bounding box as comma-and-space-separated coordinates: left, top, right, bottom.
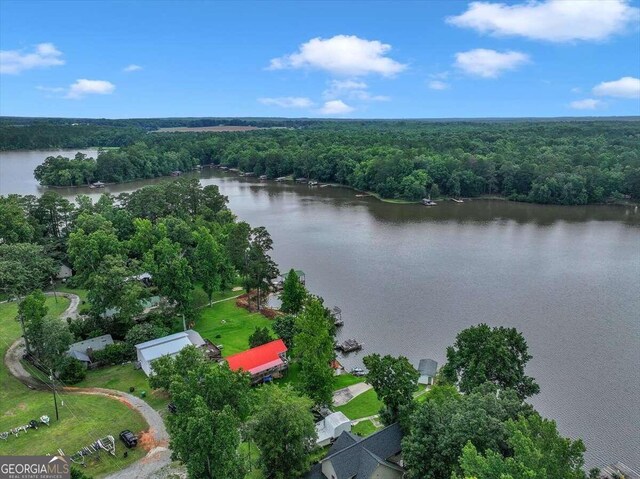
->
33, 167, 640, 208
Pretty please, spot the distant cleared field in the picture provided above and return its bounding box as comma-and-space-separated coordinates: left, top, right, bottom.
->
154, 125, 265, 133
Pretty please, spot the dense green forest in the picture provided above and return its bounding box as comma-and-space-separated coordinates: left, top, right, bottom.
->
6, 118, 640, 204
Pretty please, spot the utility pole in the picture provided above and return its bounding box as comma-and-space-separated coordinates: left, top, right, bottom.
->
49, 370, 59, 421
50, 277, 58, 303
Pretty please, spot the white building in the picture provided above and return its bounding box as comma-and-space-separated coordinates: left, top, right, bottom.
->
417, 358, 438, 386
135, 330, 206, 376
315, 411, 352, 447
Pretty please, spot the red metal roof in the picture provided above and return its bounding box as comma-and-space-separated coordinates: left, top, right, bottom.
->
226, 339, 288, 375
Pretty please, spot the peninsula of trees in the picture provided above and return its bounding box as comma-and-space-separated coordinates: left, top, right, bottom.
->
5, 117, 638, 205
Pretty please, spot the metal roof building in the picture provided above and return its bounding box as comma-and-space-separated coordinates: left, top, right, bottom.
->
135, 330, 205, 376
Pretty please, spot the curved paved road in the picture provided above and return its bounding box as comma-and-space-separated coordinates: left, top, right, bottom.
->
45, 292, 80, 320
3, 293, 173, 479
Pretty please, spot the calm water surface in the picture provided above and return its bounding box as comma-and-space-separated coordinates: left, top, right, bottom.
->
1, 150, 639, 469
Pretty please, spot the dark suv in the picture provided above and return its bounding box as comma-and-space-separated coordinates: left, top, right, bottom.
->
119, 430, 138, 448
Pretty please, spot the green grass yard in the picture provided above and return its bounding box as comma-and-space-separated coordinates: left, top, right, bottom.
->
75, 364, 171, 411
0, 298, 148, 477
335, 389, 382, 420
196, 298, 273, 356
351, 419, 380, 437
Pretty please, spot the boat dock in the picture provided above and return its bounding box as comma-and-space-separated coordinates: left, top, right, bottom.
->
335, 339, 363, 353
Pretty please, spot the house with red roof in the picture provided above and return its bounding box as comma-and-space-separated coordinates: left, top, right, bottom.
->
226, 339, 288, 384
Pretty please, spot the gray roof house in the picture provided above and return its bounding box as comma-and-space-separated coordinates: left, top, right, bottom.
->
67, 334, 114, 363
417, 358, 438, 386
305, 423, 405, 479
135, 330, 206, 376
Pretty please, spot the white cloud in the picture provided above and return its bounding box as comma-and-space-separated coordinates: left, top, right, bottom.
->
428, 80, 450, 90
66, 79, 116, 99
324, 79, 368, 97
258, 97, 314, 108
0, 42, 65, 74
447, 0, 639, 42
268, 35, 406, 77
592, 76, 640, 98
36, 85, 66, 93
569, 98, 603, 110
454, 49, 529, 78
318, 100, 355, 115
123, 64, 142, 72
323, 79, 389, 101
571, 87, 582, 94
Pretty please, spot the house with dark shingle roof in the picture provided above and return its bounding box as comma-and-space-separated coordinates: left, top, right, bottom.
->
305, 423, 405, 479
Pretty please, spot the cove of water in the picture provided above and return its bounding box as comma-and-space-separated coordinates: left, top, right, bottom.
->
1, 150, 639, 469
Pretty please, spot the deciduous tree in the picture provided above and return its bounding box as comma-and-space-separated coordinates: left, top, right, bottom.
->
363, 353, 419, 425
279, 269, 307, 314
293, 298, 334, 406
441, 324, 540, 399
249, 385, 316, 479
248, 326, 273, 349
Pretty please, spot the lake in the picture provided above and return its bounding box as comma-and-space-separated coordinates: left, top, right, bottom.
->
1, 149, 639, 470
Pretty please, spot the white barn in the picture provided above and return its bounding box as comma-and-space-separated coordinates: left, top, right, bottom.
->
135, 330, 206, 376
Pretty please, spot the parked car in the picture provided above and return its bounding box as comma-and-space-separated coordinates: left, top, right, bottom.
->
351, 367, 366, 377
168, 403, 177, 414
119, 430, 138, 448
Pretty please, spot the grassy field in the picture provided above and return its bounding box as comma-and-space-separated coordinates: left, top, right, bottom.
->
196, 298, 273, 356
335, 389, 382, 420
0, 298, 148, 476
75, 364, 171, 411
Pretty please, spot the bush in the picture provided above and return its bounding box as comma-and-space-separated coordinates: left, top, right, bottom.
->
57, 356, 87, 384
93, 343, 134, 365
125, 323, 170, 350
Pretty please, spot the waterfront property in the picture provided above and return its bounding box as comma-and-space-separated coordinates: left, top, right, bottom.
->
417, 358, 438, 386
136, 329, 218, 376
306, 423, 404, 479
226, 339, 288, 384
315, 411, 352, 447
67, 334, 114, 365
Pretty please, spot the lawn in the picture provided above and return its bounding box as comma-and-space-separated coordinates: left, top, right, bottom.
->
0, 298, 148, 477
351, 419, 380, 437
196, 298, 273, 356
333, 373, 365, 390
335, 389, 382, 420
75, 364, 171, 411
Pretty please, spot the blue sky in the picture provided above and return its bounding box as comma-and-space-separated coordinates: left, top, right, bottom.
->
1, 0, 639, 118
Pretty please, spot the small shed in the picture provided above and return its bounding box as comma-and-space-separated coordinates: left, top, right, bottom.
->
67, 334, 114, 364
281, 269, 306, 285
316, 412, 352, 447
56, 264, 73, 280
417, 358, 438, 386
